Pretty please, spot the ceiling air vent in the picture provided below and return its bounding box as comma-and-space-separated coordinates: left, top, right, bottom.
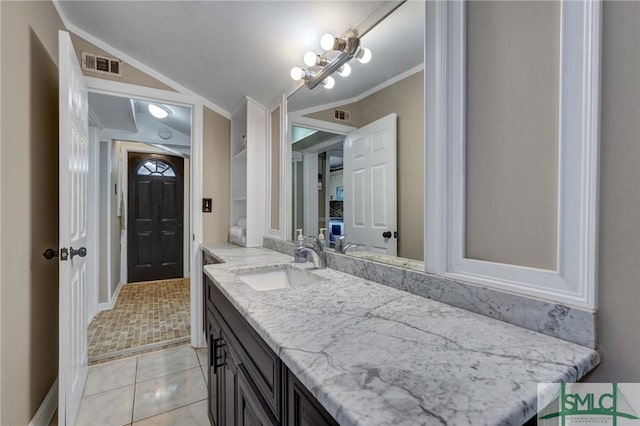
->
333, 109, 351, 123
81, 52, 123, 77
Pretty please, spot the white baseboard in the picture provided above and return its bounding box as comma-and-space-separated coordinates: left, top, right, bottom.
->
98, 280, 124, 312
29, 377, 58, 426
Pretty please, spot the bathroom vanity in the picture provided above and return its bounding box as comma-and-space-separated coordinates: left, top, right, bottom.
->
202, 244, 598, 425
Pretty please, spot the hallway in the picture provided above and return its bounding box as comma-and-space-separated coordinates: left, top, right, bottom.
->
88, 278, 191, 363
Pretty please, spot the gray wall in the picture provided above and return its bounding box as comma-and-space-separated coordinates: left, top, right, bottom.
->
465, 1, 560, 270
587, 0, 640, 382
202, 107, 231, 244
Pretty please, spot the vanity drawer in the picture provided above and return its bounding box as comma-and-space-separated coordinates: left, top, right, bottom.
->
208, 278, 282, 421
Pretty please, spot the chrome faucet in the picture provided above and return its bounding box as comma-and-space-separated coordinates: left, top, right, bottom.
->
335, 235, 358, 254
293, 236, 326, 269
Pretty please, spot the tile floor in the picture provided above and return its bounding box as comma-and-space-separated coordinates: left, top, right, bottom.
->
88, 279, 191, 362
75, 344, 210, 426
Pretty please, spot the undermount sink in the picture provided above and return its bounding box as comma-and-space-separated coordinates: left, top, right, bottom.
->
234, 265, 324, 291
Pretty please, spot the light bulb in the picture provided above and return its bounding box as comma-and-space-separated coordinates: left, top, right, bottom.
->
290, 67, 304, 81
320, 33, 336, 51
323, 76, 335, 89
303, 51, 318, 67
357, 47, 372, 64
148, 104, 169, 119
338, 63, 351, 77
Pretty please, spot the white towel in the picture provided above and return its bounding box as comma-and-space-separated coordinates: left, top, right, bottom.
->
236, 217, 247, 229
229, 226, 246, 240
230, 236, 246, 246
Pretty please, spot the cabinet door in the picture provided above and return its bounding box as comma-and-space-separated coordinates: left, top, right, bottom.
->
288, 372, 338, 426
237, 365, 278, 426
207, 309, 221, 426
218, 334, 238, 426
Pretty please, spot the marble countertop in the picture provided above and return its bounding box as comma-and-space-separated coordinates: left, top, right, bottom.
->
202, 244, 599, 426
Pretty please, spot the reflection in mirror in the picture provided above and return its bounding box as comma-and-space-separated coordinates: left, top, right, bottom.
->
287, 1, 425, 269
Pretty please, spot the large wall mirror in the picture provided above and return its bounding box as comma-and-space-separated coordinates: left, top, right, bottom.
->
285, 1, 425, 269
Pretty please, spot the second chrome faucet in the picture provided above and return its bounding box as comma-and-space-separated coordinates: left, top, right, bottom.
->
293, 236, 326, 269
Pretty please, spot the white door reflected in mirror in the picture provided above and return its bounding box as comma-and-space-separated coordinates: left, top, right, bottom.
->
344, 113, 397, 255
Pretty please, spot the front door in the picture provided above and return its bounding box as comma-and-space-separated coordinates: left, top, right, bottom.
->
343, 113, 397, 255
58, 30, 89, 426
127, 153, 184, 282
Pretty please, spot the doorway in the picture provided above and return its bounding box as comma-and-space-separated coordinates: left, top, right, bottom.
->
86, 91, 195, 362
128, 153, 184, 282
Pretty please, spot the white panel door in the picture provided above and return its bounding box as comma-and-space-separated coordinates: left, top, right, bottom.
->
58, 30, 89, 426
344, 113, 397, 255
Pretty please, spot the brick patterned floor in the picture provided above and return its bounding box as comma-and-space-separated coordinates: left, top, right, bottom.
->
87, 278, 190, 361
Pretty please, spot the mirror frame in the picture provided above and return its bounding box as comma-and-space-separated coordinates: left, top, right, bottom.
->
425, 1, 600, 309
269, 0, 599, 309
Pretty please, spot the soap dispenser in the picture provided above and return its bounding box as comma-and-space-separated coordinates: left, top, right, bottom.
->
318, 228, 327, 249
294, 229, 307, 263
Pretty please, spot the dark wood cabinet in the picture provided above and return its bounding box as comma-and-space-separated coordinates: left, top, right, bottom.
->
237, 365, 278, 426
287, 372, 339, 426
207, 309, 220, 426
220, 333, 237, 426
205, 275, 335, 426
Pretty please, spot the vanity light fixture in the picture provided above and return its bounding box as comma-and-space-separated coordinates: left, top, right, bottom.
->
148, 103, 171, 119
355, 47, 372, 64
290, 29, 370, 90
338, 63, 352, 77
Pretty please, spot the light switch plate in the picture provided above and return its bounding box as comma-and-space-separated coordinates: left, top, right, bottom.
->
202, 198, 212, 213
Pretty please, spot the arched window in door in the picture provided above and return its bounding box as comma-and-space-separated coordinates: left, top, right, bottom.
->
136, 159, 176, 177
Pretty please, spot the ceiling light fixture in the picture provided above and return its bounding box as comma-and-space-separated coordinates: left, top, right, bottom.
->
148, 103, 171, 119
290, 29, 370, 90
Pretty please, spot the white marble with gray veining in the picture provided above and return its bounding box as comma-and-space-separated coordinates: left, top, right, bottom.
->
262, 237, 597, 349
201, 244, 599, 426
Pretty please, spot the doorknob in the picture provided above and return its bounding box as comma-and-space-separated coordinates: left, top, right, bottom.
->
43, 248, 70, 261
382, 231, 392, 239
42, 248, 58, 260
70, 247, 87, 259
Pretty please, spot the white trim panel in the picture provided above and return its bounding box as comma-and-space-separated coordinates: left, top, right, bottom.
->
97, 279, 124, 312
425, 0, 601, 309
190, 102, 206, 347
28, 378, 58, 426
85, 78, 206, 347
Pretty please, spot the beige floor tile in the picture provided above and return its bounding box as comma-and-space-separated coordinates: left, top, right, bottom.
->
195, 347, 208, 366
136, 346, 199, 382
132, 400, 208, 426
84, 357, 137, 396
133, 367, 206, 422
75, 385, 135, 426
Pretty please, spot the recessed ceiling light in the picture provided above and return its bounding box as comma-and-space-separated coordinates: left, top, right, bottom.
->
148, 103, 170, 119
